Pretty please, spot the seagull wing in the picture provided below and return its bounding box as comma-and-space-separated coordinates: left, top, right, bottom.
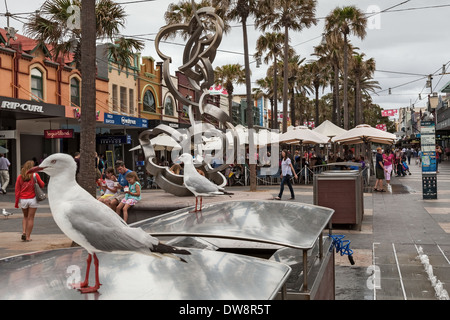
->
184, 173, 223, 196
64, 200, 159, 254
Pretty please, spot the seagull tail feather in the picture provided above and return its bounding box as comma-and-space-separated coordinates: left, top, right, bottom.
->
151, 242, 191, 263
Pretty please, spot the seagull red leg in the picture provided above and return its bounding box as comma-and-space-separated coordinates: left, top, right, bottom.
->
72, 253, 92, 289
79, 253, 101, 293
190, 197, 200, 213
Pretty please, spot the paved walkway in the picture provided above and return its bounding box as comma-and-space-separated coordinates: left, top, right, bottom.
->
0, 158, 449, 300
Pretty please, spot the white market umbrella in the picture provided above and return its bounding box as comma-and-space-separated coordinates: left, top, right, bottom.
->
150, 134, 182, 151
280, 126, 329, 145
313, 120, 347, 140
130, 134, 182, 152
331, 124, 396, 145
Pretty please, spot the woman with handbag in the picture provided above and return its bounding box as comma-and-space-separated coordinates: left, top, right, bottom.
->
14, 160, 45, 242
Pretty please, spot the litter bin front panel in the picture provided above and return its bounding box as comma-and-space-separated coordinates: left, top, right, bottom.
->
316, 178, 357, 224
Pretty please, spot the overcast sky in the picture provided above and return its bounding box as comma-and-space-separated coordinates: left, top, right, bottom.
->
4, 0, 450, 113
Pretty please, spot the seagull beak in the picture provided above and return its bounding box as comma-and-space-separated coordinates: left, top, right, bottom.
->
27, 166, 45, 174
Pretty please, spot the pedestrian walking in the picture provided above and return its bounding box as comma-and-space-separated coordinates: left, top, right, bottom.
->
116, 171, 141, 223
0, 153, 10, 194
374, 147, 387, 192
275, 150, 298, 200
436, 144, 442, 173
383, 148, 395, 190
14, 160, 45, 242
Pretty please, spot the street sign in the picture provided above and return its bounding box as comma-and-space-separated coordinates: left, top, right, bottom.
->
420, 120, 437, 199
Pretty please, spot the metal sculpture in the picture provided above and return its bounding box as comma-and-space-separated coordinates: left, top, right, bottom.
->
138, 1, 234, 197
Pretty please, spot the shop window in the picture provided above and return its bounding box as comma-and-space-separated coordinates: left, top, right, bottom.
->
112, 84, 118, 111
70, 77, 80, 107
129, 89, 134, 115
182, 104, 189, 119
120, 86, 127, 113
164, 95, 174, 116
31, 68, 43, 101
143, 90, 156, 113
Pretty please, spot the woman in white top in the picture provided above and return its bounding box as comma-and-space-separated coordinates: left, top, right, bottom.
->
275, 149, 298, 200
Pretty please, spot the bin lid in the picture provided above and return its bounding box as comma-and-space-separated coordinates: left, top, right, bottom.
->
133, 200, 334, 250
0, 247, 291, 300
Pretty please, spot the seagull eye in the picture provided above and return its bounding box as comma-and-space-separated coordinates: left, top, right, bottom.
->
51, 160, 57, 164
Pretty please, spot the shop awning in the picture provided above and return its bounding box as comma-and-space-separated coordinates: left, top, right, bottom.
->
0, 96, 65, 120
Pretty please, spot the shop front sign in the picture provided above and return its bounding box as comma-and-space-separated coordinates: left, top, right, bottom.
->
44, 129, 74, 139
96, 135, 131, 145
104, 113, 148, 128
0, 96, 65, 117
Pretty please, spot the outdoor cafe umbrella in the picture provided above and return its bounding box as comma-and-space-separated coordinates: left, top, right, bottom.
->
313, 120, 348, 159
331, 124, 396, 145
313, 120, 347, 140
0, 146, 8, 154
279, 126, 329, 145
332, 124, 396, 169
129, 134, 182, 152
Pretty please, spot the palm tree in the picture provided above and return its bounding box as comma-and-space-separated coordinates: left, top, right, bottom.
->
24, 0, 144, 195
325, 6, 367, 130
286, 54, 305, 127
350, 53, 379, 124
213, 0, 260, 192
80, 0, 96, 196
255, 32, 285, 130
164, 0, 231, 40
304, 60, 328, 128
214, 64, 246, 124
313, 37, 342, 126
256, 0, 318, 132
25, 0, 143, 70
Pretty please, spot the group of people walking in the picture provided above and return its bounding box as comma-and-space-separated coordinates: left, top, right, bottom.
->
374, 147, 412, 192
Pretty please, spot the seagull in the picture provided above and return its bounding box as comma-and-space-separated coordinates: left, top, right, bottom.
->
2, 208, 13, 219
177, 153, 232, 212
27, 153, 190, 294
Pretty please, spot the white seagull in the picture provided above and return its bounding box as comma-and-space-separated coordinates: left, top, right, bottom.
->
28, 153, 190, 294
2, 208, 13, 219
177, 153, 232, 212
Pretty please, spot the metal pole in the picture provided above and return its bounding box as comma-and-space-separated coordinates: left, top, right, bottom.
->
302, 249, 308, 292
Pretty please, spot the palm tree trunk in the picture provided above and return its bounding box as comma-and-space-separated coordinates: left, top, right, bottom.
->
241, 16, 256, 192
343, 33, 349, 130
290, 94, 295, 127
79, 0, 97, 196
273, 61, 278, 130
282, 24, 289, 133
228, 94, 233, 125
333, 62, 341, 126
314, 83, 320, 127
356, 79, 362, 125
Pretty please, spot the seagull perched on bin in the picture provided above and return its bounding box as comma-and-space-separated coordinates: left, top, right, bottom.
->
27, 153, 190, 294
177, 153, 232, 212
